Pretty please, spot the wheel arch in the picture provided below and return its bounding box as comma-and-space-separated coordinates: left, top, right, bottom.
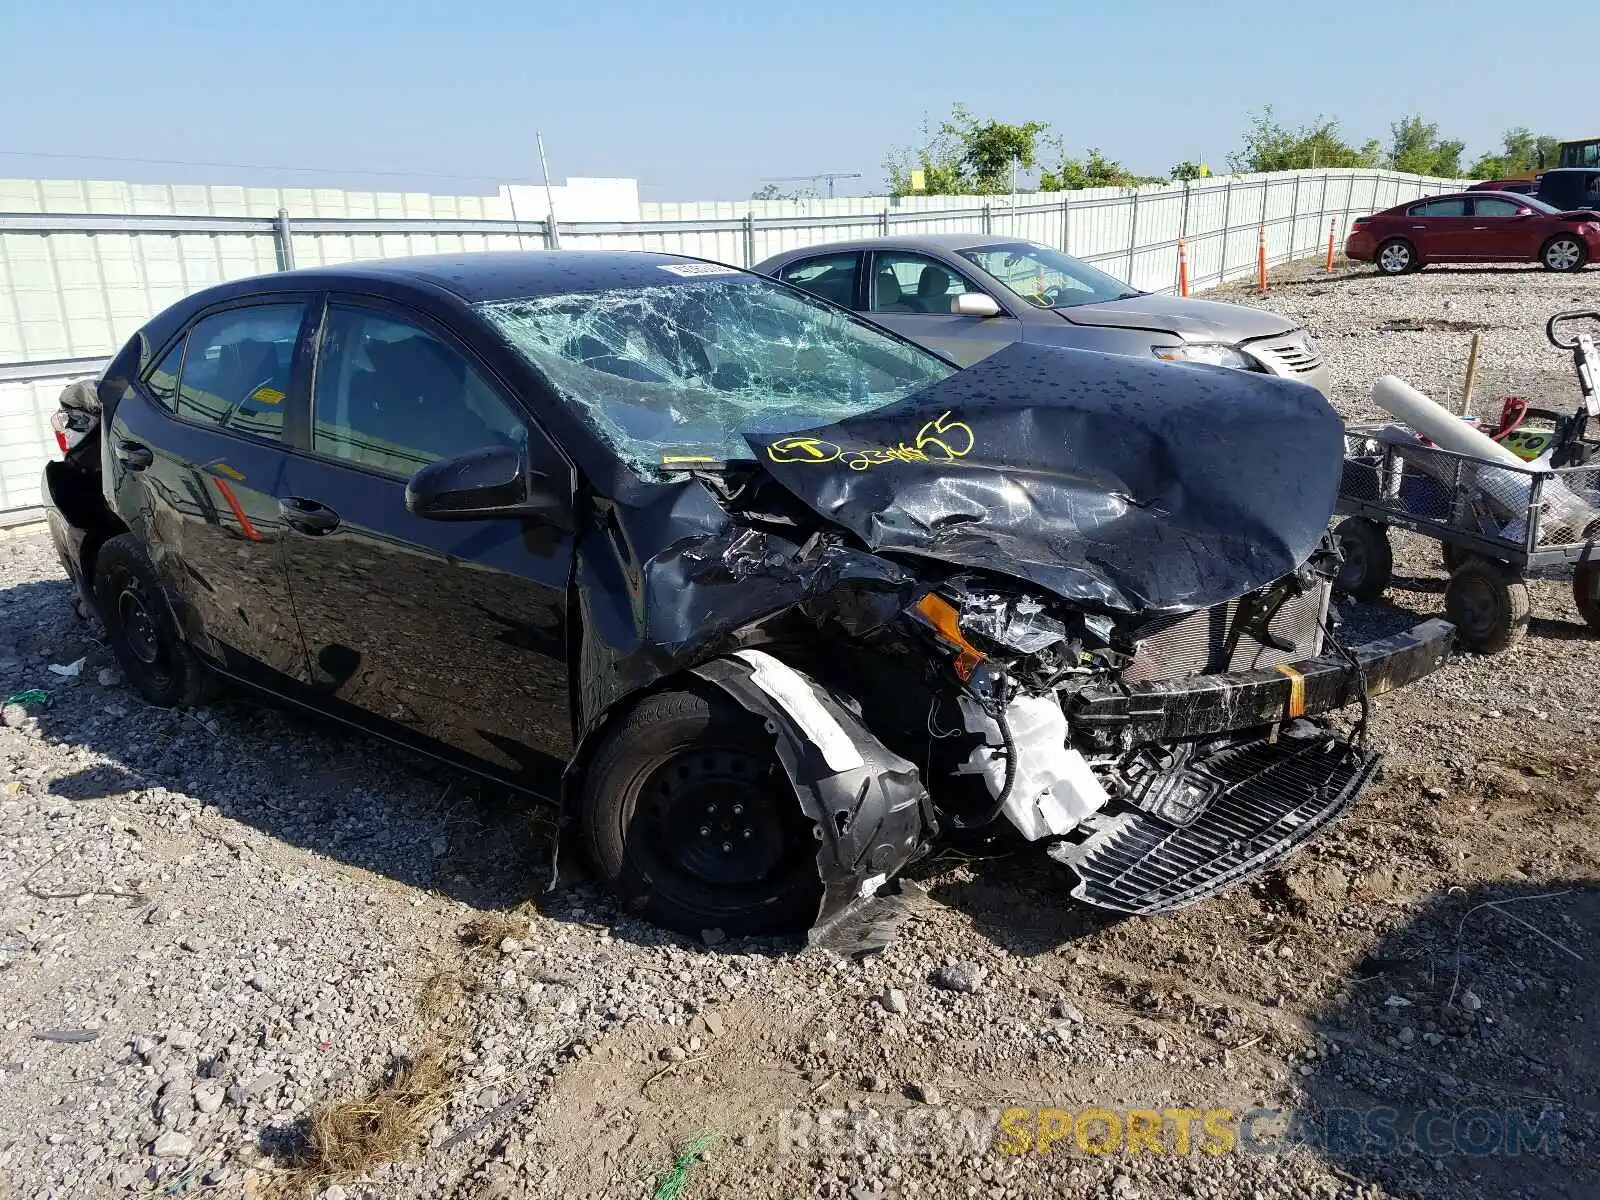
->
563, 650, 936, 945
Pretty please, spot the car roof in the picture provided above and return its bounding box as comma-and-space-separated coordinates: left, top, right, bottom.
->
274, 250, 746, 304
761, 232, 1027, 261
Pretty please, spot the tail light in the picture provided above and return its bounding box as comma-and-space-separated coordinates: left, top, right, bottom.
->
50, 409, 94, 455
1351, 216, 1372, 228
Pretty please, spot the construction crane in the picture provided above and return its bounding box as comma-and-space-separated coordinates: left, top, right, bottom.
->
761, 171, 863, 199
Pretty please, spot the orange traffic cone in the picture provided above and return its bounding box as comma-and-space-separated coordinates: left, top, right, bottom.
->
1324, 218, 1336, 272
1256, 224, 1267, 294
1177, 238, 1189, 298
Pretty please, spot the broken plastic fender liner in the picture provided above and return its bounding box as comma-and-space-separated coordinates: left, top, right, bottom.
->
691, 655, 934, 945
731, 649, 864, 773
1275, 663, 1307, 719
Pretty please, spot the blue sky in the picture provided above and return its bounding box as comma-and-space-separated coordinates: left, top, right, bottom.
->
0, 0, 1582, 200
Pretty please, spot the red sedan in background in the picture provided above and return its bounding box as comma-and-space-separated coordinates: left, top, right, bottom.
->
1345, 191, 1600, 274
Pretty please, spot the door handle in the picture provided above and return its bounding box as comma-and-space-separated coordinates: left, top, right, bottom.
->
279, 496, 341, 535
115, 440, 153, 470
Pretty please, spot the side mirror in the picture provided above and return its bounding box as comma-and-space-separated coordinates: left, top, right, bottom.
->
405, 443, 569, 526
952, 292, 1002, 318
1516, 208, 1534, 217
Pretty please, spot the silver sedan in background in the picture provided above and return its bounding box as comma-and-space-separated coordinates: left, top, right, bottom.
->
754, 234, 1330, 394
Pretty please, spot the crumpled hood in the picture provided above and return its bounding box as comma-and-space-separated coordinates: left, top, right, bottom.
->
1057, 293, 1298, 342
744, 342, 1344, 616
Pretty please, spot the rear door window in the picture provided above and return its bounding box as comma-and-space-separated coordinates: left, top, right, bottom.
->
778, 252, 861, 308
175, 304, 306, 440
311, 304, 526, 479
1408, 198, 1468, 217
144, 340, 185, 411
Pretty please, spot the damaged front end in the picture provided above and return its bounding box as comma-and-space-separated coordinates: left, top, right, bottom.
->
566, 342, 1452, 941
897, 556, 1450, 916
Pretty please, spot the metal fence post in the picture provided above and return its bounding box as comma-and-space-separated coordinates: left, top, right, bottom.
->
982, 204, 992, 236
1220, 179, 1234, 283
1061, 193, 1071, 252
1287, 178, 1300, 259
1179, 180, 1191, 241
274, 209, 295, 271
1124, 190, 1141, 282
742, 212, 755, 267
880, 208, 890, 236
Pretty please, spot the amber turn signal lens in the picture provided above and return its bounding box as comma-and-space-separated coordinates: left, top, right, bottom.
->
913, 593, 986, 681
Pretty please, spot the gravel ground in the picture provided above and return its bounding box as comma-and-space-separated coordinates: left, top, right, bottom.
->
2, 259, 1598, 1200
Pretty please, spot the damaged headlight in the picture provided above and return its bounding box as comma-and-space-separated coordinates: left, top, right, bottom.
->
958, 594, 1067, 655
1153, 343, 1255, 370
909, 586, 1078, 686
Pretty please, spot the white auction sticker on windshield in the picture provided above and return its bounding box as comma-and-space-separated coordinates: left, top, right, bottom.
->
658, 262, 741, 277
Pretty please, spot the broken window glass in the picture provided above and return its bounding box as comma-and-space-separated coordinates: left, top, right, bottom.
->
478, 278, 954, 478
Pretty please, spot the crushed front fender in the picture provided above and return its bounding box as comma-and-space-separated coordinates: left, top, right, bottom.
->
692, 649, 935, 946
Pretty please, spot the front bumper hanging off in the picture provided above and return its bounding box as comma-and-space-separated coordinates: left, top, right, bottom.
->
1048, 618, 1453, 915
1068, 618, 1454, 744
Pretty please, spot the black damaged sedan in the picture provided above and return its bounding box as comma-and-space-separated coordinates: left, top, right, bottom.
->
42, 251, 1453, 941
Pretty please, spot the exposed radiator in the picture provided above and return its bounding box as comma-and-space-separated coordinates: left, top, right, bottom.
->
1123, 578, 1331, 684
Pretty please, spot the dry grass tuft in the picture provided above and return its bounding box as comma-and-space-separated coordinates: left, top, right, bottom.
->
418, 969, 469, 1022
280, 1041, 456, 1193
459, 911, 526, 953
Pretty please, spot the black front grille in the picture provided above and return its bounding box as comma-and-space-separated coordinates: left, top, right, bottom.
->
1048, 734, 1378, 914
1123, 579, 1330, 684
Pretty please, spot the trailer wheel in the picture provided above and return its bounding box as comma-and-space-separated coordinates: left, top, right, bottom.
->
1445, 559, 1530, 654
1574, 561, 1600, 632
1333, 517, 1393, 601
1440, 543, 1483, 573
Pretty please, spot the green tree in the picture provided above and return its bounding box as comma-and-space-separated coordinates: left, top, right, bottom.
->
1227, 107, 1380, 173
1387, 114, 1465, 177
1040, 147, 1144, 190
885, 105, 1049, 196
1469, 127, 1561, 178
1168, 160, 1209, 182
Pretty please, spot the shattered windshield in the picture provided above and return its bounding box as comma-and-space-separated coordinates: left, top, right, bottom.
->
479, 276, 955, 477
959, 242, 1139, 309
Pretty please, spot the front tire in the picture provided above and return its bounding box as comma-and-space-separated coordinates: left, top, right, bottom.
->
91, 533, 214, 707
1376, 239, 1417, 275
580, 687, 823, 938
1541, 236, 1587, 272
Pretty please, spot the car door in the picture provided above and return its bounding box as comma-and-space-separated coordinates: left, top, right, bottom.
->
1407, 197, 1473, 260
106, 298, 314, 682
1468, 196, 1541, 259
275, 296, 576, 780
865, 251, 1021, 366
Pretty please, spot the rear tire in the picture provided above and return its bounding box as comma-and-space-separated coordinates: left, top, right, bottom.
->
1540, 236, 1587, 272
1376, 239, 1417, 275
580, 687, 823, 938
1333, 517, 1394, 601
1574, 561, 1600, 632
91, 534, 215, 708
1444, 558, 1530, 654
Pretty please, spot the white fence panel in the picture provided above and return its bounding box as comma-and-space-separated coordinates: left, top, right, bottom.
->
0, 167, 1467, 512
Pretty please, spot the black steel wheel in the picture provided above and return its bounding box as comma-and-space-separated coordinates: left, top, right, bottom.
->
92, 533, 213, 707
581, 687, 822, 937
1444, 558, 1530, 654
1333, 517, 1394, 602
